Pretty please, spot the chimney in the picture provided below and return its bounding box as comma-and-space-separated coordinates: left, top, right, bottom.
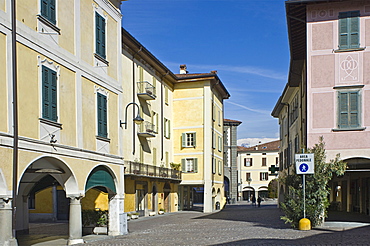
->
211, 70, 218, 74
180, 64, 188, 74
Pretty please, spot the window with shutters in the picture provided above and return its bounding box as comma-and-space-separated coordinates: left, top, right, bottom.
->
164, 118, 171, 139
337, 90, 361, 129
95, 12, 106, 59
212, 158, 216, 174
218, 136, 222, 152
338, 11, 360, 50
218, 160, 222, 175
262, 158, 267, 166
246, 172, 251, 181
181, 158, 198, 173
260, 172, 268, 181
152, 111, 158, 134
42, 65, 58, 122
182, 132, 196, 148
97, 93, 108, 138
40, 0, 56, 24
244, 158, 252, 167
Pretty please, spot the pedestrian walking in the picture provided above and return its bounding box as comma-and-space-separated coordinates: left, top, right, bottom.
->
251, 195, 256, 206
257, 196, 262, 207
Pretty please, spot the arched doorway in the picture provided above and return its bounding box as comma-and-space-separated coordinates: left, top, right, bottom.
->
83, 166, 118, 235
258, 186, 269, 199
242, 186, 255, 201
16, 156, 79, 243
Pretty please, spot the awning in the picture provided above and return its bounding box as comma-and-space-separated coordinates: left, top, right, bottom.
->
242, 187, 254, 191
86, 167, 116, 193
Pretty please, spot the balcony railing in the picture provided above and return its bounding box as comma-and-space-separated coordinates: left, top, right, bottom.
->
137, 81, 156, 100
138, 121, 156, 137
124, 161, 182, 181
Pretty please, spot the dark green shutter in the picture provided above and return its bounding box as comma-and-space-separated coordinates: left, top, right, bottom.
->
193, 133, 196, 147
49, 0, 56, 24
339, 92, 348, 128
42, 66, 57, 122
339, 12, 349, 49
181, 159, 186, 172
97, 93, 107, 137
41, 0, 48, 19
349, 11, 360, 49
95, 13, 106, 58
194, 158, 198, 173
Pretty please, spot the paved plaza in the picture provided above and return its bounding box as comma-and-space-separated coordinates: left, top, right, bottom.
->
80, 200, 370, 246
18, 200, 370, 246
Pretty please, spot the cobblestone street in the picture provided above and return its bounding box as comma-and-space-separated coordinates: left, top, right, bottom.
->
76, 200, 370, 246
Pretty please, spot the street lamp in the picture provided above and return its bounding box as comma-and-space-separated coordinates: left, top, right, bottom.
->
120, 102, 144, 129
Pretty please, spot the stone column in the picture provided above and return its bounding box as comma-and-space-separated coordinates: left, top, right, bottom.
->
108, 195, 126, 236
67, 196, 83, 245
0, 198, 17, 246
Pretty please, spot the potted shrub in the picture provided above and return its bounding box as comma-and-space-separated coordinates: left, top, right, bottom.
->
82, 209, 108, 235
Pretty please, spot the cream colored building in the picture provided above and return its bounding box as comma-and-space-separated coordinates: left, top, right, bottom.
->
237, 140, 280, 201
0, 0, 127, 244
174, 65, 230, 213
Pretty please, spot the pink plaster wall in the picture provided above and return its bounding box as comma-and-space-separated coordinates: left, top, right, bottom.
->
311, 55, 335, 88
363, 52, 370, 84
312, 92, 334, 128
312, 23, 333, 51
308, 131, 370, 151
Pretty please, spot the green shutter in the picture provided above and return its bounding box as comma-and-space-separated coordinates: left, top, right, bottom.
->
339, 11, 360, 50
181, 159, 186, 172
182, 133, 186, 147
349, 91, 359, 128
194, 158, 198, 173
193, 133, 196, 147
50, 70, 57, 121
350, 11, 360, 49
164, 119, 167, 137
95, 13, 106, 58
168, 120, 171, 139
339, 92, 349, 128
97, 93, 107, 137
42, 66, 50, 119
49, 0, 56, 24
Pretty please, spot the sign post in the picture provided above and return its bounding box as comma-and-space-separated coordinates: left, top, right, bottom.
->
295, 153, 314, 230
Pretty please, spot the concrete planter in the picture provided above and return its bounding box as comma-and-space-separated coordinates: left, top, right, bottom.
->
93, 226, 108, 235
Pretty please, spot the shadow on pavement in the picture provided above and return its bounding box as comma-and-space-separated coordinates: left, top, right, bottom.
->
211, 225, 370, 245
193, 203, 290, 230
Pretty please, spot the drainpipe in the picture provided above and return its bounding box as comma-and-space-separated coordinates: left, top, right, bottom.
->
11, 0, 18, 240
160, 71, 169, 161
131, 47, 142, 155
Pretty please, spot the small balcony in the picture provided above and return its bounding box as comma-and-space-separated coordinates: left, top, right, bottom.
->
137, 81, 156, 100
124, 161, 182, 181
138, 121, 156, 138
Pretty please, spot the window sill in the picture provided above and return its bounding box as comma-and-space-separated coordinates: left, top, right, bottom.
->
94, 53, 109, 66
39, 118, 62, 129
334, 47, 365, 53
96, 135, 111, 142
332, 127, 366, 132
37, 15, 60, 34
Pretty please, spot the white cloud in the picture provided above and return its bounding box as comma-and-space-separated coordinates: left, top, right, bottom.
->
237, 138, 279, 148
226, 101, 271, 115
165, 62, 287, 81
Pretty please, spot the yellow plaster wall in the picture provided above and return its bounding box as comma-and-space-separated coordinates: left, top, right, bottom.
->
80, 0, 94, 65
82, 188, 109, 210
0, 33, 7, 132
59, 68, 77, 147
17, 0, 37, 31
17, 43, 39, 139
108, 92, 118, 155
0, 0, 5, 12
81, 77, 96, 151
30, 187, 53, 214
0, 148, 13, 190
107, 15, 118, 80
124, 179, 136, 212
59, 0, 75, 55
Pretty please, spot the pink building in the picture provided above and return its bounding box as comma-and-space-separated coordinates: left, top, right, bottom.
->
273, 0, 370, 216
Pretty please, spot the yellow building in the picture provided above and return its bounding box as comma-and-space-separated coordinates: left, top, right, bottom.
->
120, 28, 181, 216
0, 0, 127, 244
174, 65, 230, 213
237, 140, 280, 201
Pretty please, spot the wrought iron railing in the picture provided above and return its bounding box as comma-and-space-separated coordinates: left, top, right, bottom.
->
124, 161, 181, 181
137, 81, 156, 99
138, 121, 156, 136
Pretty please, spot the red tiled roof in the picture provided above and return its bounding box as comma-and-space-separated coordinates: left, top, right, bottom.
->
238, 140, 280, 152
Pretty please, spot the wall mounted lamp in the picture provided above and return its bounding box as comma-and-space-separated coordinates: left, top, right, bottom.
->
120, 102, 144, 129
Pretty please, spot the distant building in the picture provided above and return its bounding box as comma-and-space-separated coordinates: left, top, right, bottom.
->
237, 140, 280, 201
223, 119, 242, 203
272, 0, 370, 214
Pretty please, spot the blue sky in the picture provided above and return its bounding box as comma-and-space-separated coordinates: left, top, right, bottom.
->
120, 0, 289, 146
